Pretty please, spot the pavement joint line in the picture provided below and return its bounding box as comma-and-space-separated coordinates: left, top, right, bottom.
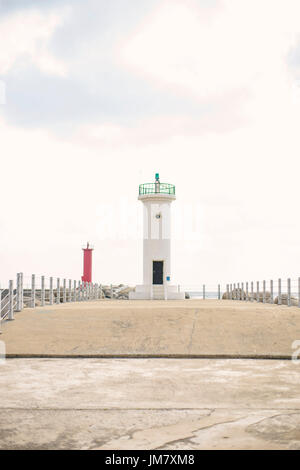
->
0, 407, 300, 411
4, 354, 294, 360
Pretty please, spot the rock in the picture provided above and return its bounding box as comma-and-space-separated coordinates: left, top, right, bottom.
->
224, 290, 273, 302
100, 285, 134, 300
185, 292, 190, 299
224, 288, 247, 300
115, 286, 133, 296
101, 287, 112, 298
274, 294, 299, 306
251, 291, 271, 302
23, 296, 41, 307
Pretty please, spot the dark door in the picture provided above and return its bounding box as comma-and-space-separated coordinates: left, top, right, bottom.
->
153, 261, 163, 285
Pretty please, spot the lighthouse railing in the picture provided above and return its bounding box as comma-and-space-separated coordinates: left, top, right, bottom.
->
139, 183, 175, 196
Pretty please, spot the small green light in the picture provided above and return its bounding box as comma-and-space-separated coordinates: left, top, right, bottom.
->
155, 173, 159, 180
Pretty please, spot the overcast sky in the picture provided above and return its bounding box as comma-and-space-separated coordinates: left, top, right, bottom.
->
1, 0, 300, 288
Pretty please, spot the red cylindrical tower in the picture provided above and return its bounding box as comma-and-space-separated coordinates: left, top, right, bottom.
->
82, 242, 93, 283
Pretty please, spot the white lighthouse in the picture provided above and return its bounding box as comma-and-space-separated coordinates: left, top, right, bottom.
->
130, 173, 185, 300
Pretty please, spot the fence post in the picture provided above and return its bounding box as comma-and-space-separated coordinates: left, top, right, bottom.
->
251, 281, 254, 302
68, 279, 72, 302
270, 280, 273, 304
263, 280, 266, 303
20, 273, 23, 310
219, 284, 222, 300
63, 279, 66, 303
203, 284, 205, 300
41, 275, 45, 307
8, 280, 14, 320
78, 281, 82, 301
19, 273, 24, 311
73, 280, 76, 301
278, 278, 282, 305
287, 278, 291, 307
56, 278, 60, 304
16, 273, 21, 312
246, 282, 248, 301
100, 284, 102, 299
31, 274, 35, 308
256, 281, 259, 302
50, 277, 53, 305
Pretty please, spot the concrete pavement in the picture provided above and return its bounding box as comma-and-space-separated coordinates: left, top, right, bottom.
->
1, 299, 300, 357
1, 300, 300, 449
0, 358, 300, 450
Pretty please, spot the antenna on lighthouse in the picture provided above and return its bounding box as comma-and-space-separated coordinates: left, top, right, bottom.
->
155, 173, 160, 193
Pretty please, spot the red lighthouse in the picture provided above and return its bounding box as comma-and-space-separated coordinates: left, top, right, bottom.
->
82, 242, 93, 283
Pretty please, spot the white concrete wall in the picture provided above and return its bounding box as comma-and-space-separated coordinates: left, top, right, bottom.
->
143, 239, 170, 285
142, 197, 172, 286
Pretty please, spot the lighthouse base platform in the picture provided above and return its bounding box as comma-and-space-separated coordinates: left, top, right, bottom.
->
129, 284, 185, 300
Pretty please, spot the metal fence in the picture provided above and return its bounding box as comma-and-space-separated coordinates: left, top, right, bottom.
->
181, 284, 223, 299
139, 182, 176, 195
224, 278, 300, 307
0, 273, 105, 329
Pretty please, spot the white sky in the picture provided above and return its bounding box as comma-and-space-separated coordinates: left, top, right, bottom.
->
1, 0, 300, 288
